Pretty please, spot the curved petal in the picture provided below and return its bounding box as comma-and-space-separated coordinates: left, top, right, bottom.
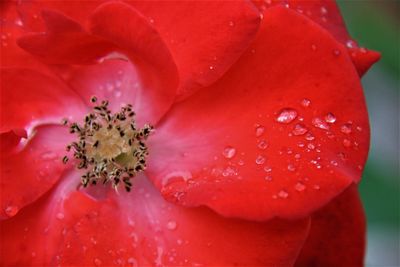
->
0, 68, 87, 133
147, 7, 369, 221
0, 173, 310, 266
295, 184, 365, 266
0, 125, 74, 220
0, 1, 50, 72
128, 0, 261, 100
252, 0, 380, 76
18, 5, 179, 125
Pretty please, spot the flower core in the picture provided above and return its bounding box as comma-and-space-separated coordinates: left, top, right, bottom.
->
63, 97, 153, 192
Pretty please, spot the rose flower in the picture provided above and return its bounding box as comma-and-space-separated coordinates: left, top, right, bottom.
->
0, 1, 379, 266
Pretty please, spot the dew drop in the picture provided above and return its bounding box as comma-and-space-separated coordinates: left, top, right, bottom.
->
166, 220, 177, 230
275, 108, 298, 124
330, 160, 338, 166
41, 151, 57, 160
287, 164, 296, 172
255, 125, 265, 137
257, 140, 268, 150
255, 155, 266, 165
305, 132, 315, 141
127, 257, 138, 267
265, 175, 272, 181
222, 146, 236, 159
94, 258, 102, 266
278, 190, 289, 199
263, 166, 272, 172
4, 205, 18, 217
229, 21, 235, 26
346, 40, 356, 48
56, 212, 65, 220
341, 123, 352, 134
324, 112, 336, 123
332, 49, 341, 56
301, 98, 311, 107
313, 185, 321, 190
292, 123, 308, 136
312, 117, 330, 130
311, 44, 317, 51
295, 182, 306, 192
238, 159, 245, 166
342, 139, 352, 147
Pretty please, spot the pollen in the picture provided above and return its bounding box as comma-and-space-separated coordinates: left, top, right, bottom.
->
62, 97, 153, 192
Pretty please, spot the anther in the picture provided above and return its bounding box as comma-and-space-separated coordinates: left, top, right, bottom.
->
62, 96, 153, 192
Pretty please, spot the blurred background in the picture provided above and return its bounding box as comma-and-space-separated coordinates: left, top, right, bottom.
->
337, 1, 399, 266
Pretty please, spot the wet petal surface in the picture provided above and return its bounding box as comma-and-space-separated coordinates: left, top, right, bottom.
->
148, 7, 369, 220
0, 174, 310, 266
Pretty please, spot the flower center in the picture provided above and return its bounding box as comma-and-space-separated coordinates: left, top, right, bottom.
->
62, 96, 153, 192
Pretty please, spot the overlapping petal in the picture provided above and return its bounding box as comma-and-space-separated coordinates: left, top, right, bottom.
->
0, 173, 310, 266
17, 4, 179, 125
0, 125, 73, 219
0, 68, 87, 133
128, 0, 261, 100
295, 184, 365, 266
147, 7, 369, 220
252, 0, 380, 76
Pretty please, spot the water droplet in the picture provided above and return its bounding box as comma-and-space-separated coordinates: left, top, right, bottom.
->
114, 90, 122, 98
4, 205, 18, 217
209, 65, 214, 70
342, 139, 352, 147
301, 98, 311, 107
311, 44, 317, 51
263, 166, 272, 172
222, 166, 237, 177
294, 153, 301, 159
341, 123, 352, 134
292, 123, 308, 135
238, 159, 245, 166
127, 257, 138, 267
41, 151, 57, 160
356, 126, 363, 132
229, 21, 235, 26
255, 155, 266, 165
287, 164, 296, 172
265, 175, 272, 181
324, 112, 336, 123
94, 258, 102, 266
255, 125, 265, 137
313, 185, 320, 190
295, 182, 306, 192
332, 49, 341, 56
166, 220, 177, 230
346, 40, 356, 48
330, 160, 338, 166
320, 6, 328, 14
257, 140, 268, 150
56, 212, 65, 220
222, 146, 236, 159
305, 132, 315, 141
276, 108, 297, 123
312, 117, 330, 130
278, 190, 289, 199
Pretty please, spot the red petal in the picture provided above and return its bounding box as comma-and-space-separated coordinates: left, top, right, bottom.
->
18, 5, 178, 124
147, 7, 369, 220
0, 129, 26, 152
0, 68, 87, 133
0, 174, 310, 266
252, 0, 380, 76
129, 0, 261, 100
295, 184, 365, 266
0, 125, 73, 219
0, 2, 50, 71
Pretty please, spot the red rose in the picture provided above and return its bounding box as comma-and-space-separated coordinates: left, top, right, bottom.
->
0, 1, 379, 266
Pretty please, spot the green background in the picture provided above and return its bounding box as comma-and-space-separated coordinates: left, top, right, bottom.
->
338, 1, 399, 265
